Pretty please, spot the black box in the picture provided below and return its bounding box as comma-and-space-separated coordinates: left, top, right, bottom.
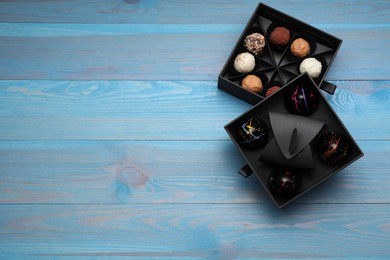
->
225, 73, 364, 208
218, 3, 342, 105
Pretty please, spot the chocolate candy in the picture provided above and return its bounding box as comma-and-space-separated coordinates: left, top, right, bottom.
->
317, 131, 350, 166
269, 27, 290, 46
244, 33, 266, 55
268, 168, 301, 197
237, 116, 269, 149
284, 84, 319, 116
290, 38, 310, 58
265, 86, 281, 97
241, 75, 263, 93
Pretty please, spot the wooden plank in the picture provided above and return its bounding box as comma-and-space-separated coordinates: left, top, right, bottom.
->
0, 25, 389, 80
0, 204, 389, 258
0, 80, 388, 141
0, 140, 388, 204
0, 0, 389, 24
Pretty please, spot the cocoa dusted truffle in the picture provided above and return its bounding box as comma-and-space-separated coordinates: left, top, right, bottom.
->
237, 116, 269, 150
244, 33, 266, 55
268, 168, 301, 198
290, 38, 310, 58
299, 57, 322, 78
284, 84, 319, 116
234, 52, 255, 73
265, 86, 281, 97
241, 75, 263, 93
317, 131, 350, 166
269, 27, 290, 46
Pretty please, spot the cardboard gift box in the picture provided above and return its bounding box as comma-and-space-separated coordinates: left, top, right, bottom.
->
224, 73, 364, 208
218, 2, 342, 105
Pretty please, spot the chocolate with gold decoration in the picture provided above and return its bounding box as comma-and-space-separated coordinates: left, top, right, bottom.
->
237, 116, 269, 150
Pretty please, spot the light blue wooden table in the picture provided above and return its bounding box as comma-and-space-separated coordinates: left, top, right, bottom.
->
0, 0, 389, 258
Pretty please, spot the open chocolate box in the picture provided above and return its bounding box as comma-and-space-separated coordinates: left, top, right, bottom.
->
218, 2, 342, 105
225, 73, 363, 208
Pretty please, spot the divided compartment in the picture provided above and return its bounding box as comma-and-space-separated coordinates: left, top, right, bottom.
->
218, 2, 342, 105
227, 70, 271, 97
224, 73, 364, 208
227, 25, 275, 78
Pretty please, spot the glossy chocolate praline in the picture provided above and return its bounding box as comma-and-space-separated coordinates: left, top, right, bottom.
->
236, 116, 269, 150
317, 131, 350, 166
268, 168, 301, 198
284, 84, 319, 116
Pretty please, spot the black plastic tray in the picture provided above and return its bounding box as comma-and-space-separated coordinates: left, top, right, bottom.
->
224, 73, 363, 208
218, 3, 342, 105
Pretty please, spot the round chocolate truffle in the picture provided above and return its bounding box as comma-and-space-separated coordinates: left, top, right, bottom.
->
290, 38, 310, 58
268, 168, 301, 198
237, 116, 269, 150
317, 131, 350, 166
269, 27, 290, 46
234, 52, 256, 73
241, 75, 263, 93
244, 33, 266, 55
284, 84, 319, 116
299, 57, 322, 78
265, 86, 281, 97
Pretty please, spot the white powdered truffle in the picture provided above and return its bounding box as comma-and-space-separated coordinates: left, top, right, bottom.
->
234, 52, 255, 73
299, 57, 322, 78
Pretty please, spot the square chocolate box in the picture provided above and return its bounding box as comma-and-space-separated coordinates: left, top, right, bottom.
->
218, 2, 342, 105
225, 73, 364, 208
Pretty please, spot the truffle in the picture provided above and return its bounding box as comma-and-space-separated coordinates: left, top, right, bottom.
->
268, 168, 301, 198
317, 131, 350, 166
237, 116, 269, 149
290, 38, 311, 58
234, 52, 255, 73
244, 33, 266, 55
284, 84, 319, 116
241, 75, 263, 93
265, 86, 281, 97
300, 57, 322, 78
269, 27, 290, 46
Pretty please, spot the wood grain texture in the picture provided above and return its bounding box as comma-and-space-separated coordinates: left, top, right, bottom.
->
0, 0, 389, 24
0, 204, 389, 258
0, 0, 389, 258
0, 140, 388, 204
0, 80, 388, 140
0, 25, 389, 80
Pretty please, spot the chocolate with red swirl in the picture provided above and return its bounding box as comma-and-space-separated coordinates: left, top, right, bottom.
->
317, 131, 350, 166
284, 84, 319, 116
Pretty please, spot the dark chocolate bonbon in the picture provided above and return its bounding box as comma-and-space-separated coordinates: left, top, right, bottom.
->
237, 116, 269, 149
284, 84, 319, 116
317, 131, 350, 166
268, 168, 301, 198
